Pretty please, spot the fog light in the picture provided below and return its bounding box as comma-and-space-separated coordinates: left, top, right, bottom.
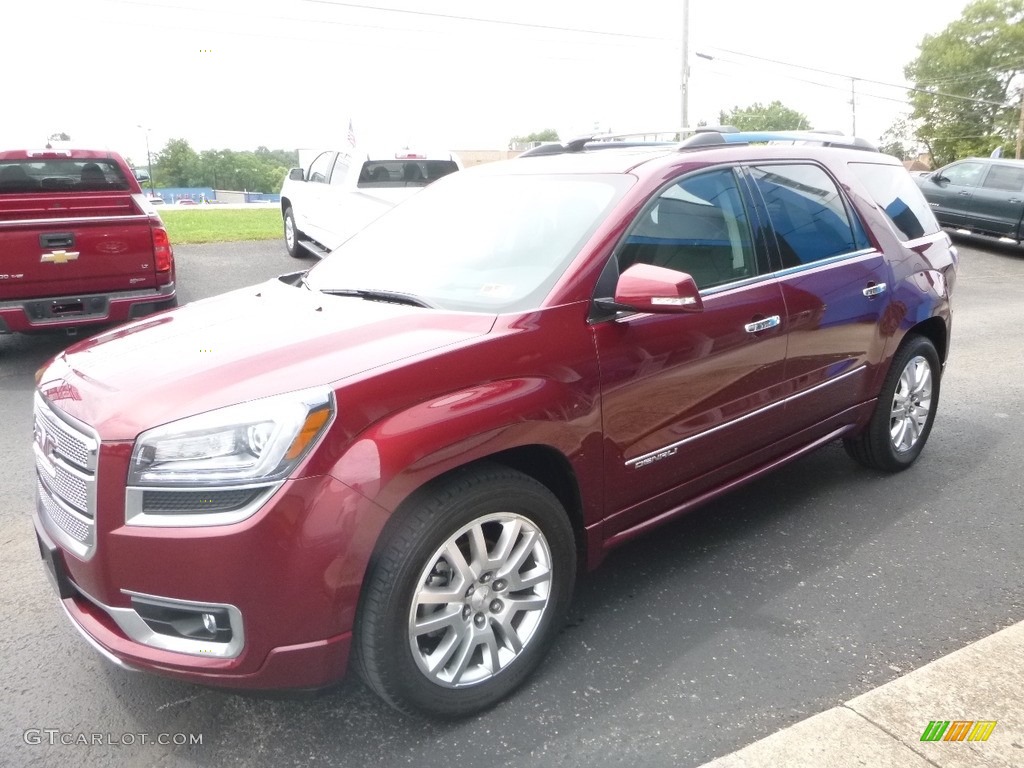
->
131, 596, 233, 643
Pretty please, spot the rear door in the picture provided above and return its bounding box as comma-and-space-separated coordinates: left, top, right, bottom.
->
0, 158, 156, 300
965, 162, 1024, 238
746, 162, 889, 433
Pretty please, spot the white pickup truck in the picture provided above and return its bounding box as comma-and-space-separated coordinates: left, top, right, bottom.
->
280, 148, 461, 258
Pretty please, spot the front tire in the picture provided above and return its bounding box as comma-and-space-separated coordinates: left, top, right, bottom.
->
844, 334, 941, 471
283, 206, 307, 258
354, 465, 576, 718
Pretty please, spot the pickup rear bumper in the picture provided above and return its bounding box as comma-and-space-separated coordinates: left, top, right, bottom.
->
0, 282, 176, 334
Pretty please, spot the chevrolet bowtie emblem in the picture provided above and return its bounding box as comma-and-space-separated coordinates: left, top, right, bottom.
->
41, 250, 80, 264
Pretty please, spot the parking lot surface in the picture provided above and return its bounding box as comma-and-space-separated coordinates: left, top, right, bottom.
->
1, 237, 1021, 767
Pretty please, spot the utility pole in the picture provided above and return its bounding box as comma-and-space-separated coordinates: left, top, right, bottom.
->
680, 0, 690, 129
1016, 89, 1023, 160
137, 124, 155, 196
850, 78, 857, 135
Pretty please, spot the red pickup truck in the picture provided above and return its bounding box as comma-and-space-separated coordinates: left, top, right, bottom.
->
0, 148, 176, 335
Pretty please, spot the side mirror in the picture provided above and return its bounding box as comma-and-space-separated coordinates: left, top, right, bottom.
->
596, 263, 704, 314
930, 173, 947, 185
133, 168, 150, 182
288, 168, 304, 181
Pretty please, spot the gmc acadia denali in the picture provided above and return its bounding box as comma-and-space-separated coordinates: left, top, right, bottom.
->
32, 130, 956, 718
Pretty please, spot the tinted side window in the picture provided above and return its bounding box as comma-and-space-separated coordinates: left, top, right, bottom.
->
849, 162, 941, 241
617, 168, 760, 290
982, 164, 1024, 192
308, 152, 332, 184
941, 162, 985, 187
749, 164, 865, 267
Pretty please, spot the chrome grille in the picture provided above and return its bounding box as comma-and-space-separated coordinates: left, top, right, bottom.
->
33, 395, 98, 557
37, 479, 91, 544
35, 450, 89, 513
34, 406, 94, 470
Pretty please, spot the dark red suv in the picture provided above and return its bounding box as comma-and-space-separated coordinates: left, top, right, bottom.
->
32, 130, 957, 718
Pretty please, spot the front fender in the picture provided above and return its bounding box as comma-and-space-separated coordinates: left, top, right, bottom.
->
327, 375, 603, 521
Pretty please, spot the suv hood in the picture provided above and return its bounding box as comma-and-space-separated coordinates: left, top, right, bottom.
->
37, 276, 496, 439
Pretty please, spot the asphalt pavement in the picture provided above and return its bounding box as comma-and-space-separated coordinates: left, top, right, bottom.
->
1, 236, 1022, 768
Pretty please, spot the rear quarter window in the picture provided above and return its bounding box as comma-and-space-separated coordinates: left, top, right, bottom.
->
848, 162, 941, 241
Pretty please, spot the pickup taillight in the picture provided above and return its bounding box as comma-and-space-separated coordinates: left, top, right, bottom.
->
153, 226, 174, 282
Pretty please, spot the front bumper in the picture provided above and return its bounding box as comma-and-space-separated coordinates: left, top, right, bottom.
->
33, 467, 387, 690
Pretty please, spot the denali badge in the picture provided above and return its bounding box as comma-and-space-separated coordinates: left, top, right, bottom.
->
633, 446, 679, 468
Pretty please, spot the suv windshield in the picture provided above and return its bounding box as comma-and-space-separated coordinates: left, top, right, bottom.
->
306, 173, 633, 312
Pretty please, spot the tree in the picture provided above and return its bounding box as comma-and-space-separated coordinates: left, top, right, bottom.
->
153, 139, 297, 192
155, 138, 202, 187
718, 101, 811, 131
509, 129, 560, 148
878, 117, 915, 161
48, 132, 71, 142
904, 0, 1024, 165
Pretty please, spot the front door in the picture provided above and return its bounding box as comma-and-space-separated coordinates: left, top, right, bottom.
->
924, 161, 987, 228
594, 167, 790, 541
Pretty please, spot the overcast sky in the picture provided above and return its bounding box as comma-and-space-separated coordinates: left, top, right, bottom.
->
4, 0, 972, 163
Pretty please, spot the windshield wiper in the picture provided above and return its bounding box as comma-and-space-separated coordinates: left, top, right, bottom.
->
317, 288, 436, 308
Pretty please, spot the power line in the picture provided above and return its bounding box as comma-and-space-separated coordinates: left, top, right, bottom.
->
703, 47, 1009, 107
701, 58, 923, 107
295, 0, 666, 40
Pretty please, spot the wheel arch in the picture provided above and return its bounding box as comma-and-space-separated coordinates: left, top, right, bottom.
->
908, 315, 948, 365
370, 446, 588, 577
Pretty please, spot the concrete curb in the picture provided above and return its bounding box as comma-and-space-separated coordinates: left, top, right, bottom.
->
700, 621, 1024, 767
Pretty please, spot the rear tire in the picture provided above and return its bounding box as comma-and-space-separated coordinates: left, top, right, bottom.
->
844, 334, 940, 472
354, 465, 576, 718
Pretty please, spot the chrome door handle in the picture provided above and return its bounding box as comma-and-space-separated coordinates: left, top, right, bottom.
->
957, 191, 972, 196
744, 315, 780, 333
862, 282, 887, 297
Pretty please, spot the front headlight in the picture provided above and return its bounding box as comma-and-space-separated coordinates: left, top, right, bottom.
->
128, 387, 334, 487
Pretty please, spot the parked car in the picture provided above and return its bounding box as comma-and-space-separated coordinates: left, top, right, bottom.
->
32, 130, 956, 718
0, 148, 176, 335
915, 157, 1024, 245
281, 147, 461, 258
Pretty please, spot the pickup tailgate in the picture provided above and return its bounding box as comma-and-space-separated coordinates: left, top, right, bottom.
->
0, 192, 157, 301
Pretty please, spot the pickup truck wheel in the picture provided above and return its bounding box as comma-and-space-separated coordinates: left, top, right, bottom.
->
844, 334, 940, 472
283, 207, 307, 258
354, 465, 576, 718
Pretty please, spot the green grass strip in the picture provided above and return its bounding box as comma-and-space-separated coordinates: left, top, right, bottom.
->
159, 207, 283, 244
